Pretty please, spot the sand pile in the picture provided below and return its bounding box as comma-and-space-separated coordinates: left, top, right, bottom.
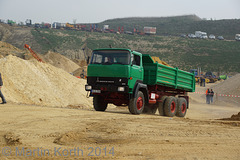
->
0, 41, 25, 58
151, 56, 171, 67
41, 51, 80, 73
0, 55, 92, 107
230, 112, 240, 121
221, 112, 240, 121
212, 74, 240, 106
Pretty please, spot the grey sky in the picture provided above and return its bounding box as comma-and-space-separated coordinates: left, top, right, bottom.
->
0, 0, 239, 24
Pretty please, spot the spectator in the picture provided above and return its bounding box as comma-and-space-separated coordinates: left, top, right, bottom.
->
0, 73, 6, 104
210, 89, 214, 103
206, 88, 210, 104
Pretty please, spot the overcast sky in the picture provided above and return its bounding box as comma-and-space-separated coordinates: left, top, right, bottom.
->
0, 0, 239, 24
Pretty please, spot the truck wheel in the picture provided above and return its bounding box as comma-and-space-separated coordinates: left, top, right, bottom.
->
164, 96, 177, 117
158, 96, 168, 116
93, 95, 108, 111
128, 91, 145, 115
176, 98, 187, 117
143, 104, 157, 114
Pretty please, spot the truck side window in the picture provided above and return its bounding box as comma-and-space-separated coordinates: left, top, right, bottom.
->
132, 55, 140, 66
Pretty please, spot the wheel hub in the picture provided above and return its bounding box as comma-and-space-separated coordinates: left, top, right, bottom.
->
181, 103, 186, 113
136, 97, 143, 110
170, 101, 176, 113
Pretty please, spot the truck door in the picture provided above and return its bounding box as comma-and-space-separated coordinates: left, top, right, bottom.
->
130, 53, 144, 88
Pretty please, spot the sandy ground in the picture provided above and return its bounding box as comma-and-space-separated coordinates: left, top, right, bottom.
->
0, 99, 239, 160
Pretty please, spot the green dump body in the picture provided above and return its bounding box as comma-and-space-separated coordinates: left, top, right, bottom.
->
142, 55, 195, 92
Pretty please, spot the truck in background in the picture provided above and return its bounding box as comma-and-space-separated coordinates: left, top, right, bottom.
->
85, 49, 195, 117
144, 27, 157, 35
235, 34, 240, 41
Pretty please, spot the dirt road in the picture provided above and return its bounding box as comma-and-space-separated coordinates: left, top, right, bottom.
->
0, 101, 239, 160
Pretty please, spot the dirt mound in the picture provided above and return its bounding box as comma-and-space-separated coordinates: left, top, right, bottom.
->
4, 132, 22, 145
72, 67, 87, 77
72, 59, 88, 67
54, 131, 87, 145
221, 112, 240, 121
41, 51, 80, 73
151, 56, 171, 67
212, 74, 240, 106
0, 41, 26, 58
230, 112, 240, 120
0, 55, 92, 107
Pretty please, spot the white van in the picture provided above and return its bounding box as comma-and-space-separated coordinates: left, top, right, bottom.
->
235, 34, 240, 41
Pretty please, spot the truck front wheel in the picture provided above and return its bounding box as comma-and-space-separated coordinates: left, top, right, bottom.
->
93, 95, 108, 111
164, 96, 177, 117
128, 91, 145, 115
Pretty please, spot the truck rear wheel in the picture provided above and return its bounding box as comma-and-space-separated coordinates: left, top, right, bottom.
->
93, 95, 108, 111
128, 91, 145, 115
158, 96, 168, 116
164, 96, 177, 117
176, 98, 187, 117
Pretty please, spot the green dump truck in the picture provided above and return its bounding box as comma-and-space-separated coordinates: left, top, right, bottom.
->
85, 48, 195, 117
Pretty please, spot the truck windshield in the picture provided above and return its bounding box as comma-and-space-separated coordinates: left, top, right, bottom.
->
91, 50, 130, 65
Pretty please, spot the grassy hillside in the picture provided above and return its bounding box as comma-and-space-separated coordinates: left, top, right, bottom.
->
98, 15, 240, 40
31, 28, 240, 73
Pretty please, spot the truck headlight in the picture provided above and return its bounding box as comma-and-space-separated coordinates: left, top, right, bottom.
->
85, 85, 92, 91
118, 87, 125, 92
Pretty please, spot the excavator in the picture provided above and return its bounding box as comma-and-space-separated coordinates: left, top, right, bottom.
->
24, 44, 44, 62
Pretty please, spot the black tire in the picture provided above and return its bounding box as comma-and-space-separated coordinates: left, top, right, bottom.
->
158, 96, 168, 116
128, 91, 145, 115
176, 98, 187, 117
93, 95, 108, 111
164, 96, 177, 117
143, 104, 158, 114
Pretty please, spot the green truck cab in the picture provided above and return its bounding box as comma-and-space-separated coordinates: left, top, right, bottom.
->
85, 48, 195, 117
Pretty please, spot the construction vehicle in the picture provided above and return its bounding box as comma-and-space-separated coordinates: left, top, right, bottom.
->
24, 44, 44, 62
205, 71, 218, 83
66, 23, 75, 29
7, 20, 16, 26
219, 75, 228, 80
25, 19, 32, 26
85, 48, 195, 117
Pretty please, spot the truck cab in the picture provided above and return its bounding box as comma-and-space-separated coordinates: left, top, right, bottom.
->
86, 49, 144, 94
85, 49, 148, 114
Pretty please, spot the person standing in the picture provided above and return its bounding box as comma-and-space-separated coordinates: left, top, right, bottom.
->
206, 88, 210, 104
210, 89, 214, 103
0, 73, 6, 104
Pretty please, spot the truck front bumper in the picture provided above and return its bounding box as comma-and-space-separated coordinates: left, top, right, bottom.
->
85, 84, 129, 93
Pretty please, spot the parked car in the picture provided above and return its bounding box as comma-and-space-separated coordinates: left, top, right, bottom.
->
188, 34, 196, 38
235, 34, 240, 41
180, 34, 187, 38
209, 34, 215, 39
217, 36, 224, 40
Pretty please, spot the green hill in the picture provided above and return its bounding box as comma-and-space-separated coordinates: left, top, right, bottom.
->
31, 28, 240, 73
